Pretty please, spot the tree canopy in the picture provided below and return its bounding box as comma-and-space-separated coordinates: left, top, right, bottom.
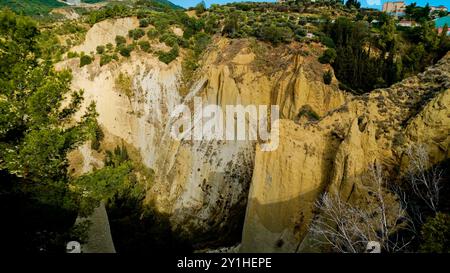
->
0, 9, 98, 252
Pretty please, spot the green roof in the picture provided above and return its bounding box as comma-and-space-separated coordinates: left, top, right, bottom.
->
435, 16, 450, 28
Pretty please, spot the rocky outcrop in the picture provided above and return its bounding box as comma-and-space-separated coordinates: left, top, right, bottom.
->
61, 18, 349, 247
72, 17, 140, 54
241, 53, 450, 252
63, 18, 449, 251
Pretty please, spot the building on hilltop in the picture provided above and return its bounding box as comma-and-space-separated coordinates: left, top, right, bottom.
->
430, 5, 448, 13
397, 19, 419, 27
382, 1, 406, 17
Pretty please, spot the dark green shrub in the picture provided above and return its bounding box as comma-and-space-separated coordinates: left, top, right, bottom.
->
258, 24, 294, 44
139, 18, 149, 28
129, 29, 145, 40
96, 45, 105, 55
86, 5, 130, 25
323, 70, 333, 85
192, 32, 211, 57
158, 44, 179, 64
100, 54, 113, 66
91, 123, 104, 151
320, 35, 336, 49
118, 44, 134, 57
147, 28, 159, 40
106, 43, 114, 51
115, 35, 126, 46
420, 213, 450, 253
195, 1, 206, 16
297, 105, 320, 122
80, 55, 93, 67
159, 32, 178, 47
138, 41, 151, 53
148, 16, 170, 33
67, 51, 79, 59
319, 48, 337, 64
136, 10, 147, 19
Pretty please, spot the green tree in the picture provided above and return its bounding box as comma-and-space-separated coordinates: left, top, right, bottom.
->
115, 35, 126, 46
222, 12, 240, 37
323, 70, 333, 85
0, 10, 98, 252
129, 29, 145, 40
80, 55, 93, 67
345, 0, 361, 9
319, 48, 337, 64
405, 3, 431, 22
96, 45, 105, 54
420, 213, 450, 253
195, 1, 206, 16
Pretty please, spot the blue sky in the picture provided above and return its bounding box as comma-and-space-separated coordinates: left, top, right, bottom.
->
169, 0, 449, 9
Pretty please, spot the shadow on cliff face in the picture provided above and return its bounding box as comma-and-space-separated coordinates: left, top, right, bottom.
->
106, 194, 193, 253
107, 173, 251, 252
241, 158, 450, 253
171, 195, 249, 250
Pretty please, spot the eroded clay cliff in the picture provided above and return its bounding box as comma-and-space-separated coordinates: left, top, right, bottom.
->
241, 53, 450, 252
60, 17, 349, 247
60, 17, 449, 251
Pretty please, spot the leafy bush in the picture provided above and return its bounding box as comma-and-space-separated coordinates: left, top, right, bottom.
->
96, 45, 105, 55
258, 24, 294, 44
139, 18, 149, 28
118, 44, 134, 57
80, 55, 93, 67
158, 44, 179, 64
319, 48, 337, 64
138, 41, 152, 53
106, 43, 114, 52
319, 35, 336, 49
323, 70, 333, 85
86, 5, 131, 25
192, 32, 211, 56
195, 1, 206, 16
147, 28, 159, 40
100, 54, 113, 66
148, 15, 170, 33
91, 122, 104, 151
67, 51, 79, 59
115, 35, 127, 46
420, 213, 450, 253
159, 32, 179, 47
0, 10, 98, 252
129, 29, 145, 40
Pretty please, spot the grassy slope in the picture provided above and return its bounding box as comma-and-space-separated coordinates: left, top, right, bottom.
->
0, 0, 65, 15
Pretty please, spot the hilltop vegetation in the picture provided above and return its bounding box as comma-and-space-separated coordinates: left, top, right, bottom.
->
0, 0, 64, 15
0, 0, 183, 16
62, 0, 450, 93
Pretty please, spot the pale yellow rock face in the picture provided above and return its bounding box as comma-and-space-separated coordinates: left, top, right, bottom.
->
72, 17, 140, 54
241, 53, 450, 253
62, 18, 450, 250
403, 88, 450, 166
63, 19, 350, 243
241, 120, 338, 252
